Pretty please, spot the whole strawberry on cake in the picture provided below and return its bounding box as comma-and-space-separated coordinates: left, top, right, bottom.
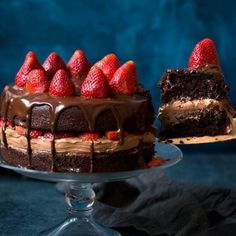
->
158, 38, 235, 138
0, 50, 155, 172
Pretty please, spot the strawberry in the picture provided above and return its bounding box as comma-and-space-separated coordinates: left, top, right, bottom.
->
106, 131, 120, 140
44, 132, 73, 139
44, 132, 54, 139
81, 66, 110, 98
188, 38, 219, 68
30, 130, 43, 138
109, 61, 137, 95
95, 54, 120, 81
15, 126, 26, 136
42, 52, 67, 79
105, 130, 128, 140
147, 157, 169, 168
15, 51, 42, 87
67, 50, 91, 86
49, 69, 76, 97
0, 119, 11, 127
0, 119, 5, 127
79, 132, 100, 141
56, 132, 74, 139
15, 126, 42, 137
26, 69, 49, 93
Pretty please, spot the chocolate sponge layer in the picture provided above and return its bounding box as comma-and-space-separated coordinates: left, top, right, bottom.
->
159, 68, 229, 103
1, 144, 154, 173
159, 104, 231, 138
12, 103, 154, 133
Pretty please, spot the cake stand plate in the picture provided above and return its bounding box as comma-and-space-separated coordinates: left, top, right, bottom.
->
0, 142, 182, 236
161, 118, 236, 145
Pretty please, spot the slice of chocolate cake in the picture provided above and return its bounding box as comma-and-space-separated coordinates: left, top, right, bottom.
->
158, 38, 235, 138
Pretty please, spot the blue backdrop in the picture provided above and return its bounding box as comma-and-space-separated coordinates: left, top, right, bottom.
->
0, 0, 235, 152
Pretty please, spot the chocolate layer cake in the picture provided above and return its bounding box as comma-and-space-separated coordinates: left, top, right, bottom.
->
158, 39, 235, 138
0, 51, 155, 173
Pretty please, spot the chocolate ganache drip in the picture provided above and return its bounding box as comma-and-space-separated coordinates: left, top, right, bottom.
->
1, 84, 152, 172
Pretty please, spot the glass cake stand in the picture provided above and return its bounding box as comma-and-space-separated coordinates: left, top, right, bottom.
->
0, 142, 182, 236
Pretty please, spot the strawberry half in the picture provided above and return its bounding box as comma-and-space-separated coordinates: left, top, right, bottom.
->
44, 132, 74, 139
147, 157, 169, 168
109, 61, 137, 95
95, 54, 120, 81
15, 126, 42, 138
30, 130, 43, 138
15, 51, 42, 87
15, 126, 26, 136
26, 69, 49, 93
81, 66, 110, 98
56, 133, 74, 139
106, 131, 120, 140
0, 119, 11, 127
106, 130, 128, 140
43, 132, 54, 139
43, 52, 67, 79
79, 132, 100, 141
188, 38, 219, 68
67, 50, 91, 86
0, 119, 5, 127
49, 69, 76, 97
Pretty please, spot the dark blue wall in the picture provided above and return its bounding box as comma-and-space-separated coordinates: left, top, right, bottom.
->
0, 0, 235, 152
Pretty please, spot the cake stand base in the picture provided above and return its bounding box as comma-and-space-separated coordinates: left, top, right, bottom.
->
39, 183, 120, 236
39, 216, 120, 236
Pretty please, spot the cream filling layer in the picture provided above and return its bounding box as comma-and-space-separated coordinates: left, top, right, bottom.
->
1, 128, 155, 154
158, 98, 234, 134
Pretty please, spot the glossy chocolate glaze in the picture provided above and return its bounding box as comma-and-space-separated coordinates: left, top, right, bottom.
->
1, 84, 153, 172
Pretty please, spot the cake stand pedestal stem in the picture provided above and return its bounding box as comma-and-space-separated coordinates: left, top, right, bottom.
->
39, 182, 121, 236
